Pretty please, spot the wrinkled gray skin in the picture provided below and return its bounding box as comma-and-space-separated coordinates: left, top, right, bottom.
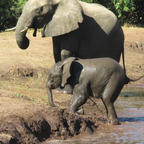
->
15, 0, 125, 71
46, 57, 144, 125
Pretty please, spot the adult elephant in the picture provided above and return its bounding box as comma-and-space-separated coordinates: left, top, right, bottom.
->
15, 0, 125, 71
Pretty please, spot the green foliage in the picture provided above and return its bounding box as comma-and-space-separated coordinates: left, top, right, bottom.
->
82, 0, 144, 25
0, 0, 27, 31
112, 0, 136, 24
112, 0, 144, 25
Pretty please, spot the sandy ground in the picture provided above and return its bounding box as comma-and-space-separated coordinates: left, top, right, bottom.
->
0, 27, 144, 143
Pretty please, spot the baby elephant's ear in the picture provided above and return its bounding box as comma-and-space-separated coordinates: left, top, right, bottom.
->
61, 57, 77, 87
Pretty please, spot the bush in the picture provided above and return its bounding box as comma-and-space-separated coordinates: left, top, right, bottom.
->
111, 0, 137, 24
81, 0, 144, 25
0, 0, 27, 31
133, 0, 144, 25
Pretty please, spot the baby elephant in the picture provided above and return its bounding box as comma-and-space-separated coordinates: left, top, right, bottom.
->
46, 57, 144, 125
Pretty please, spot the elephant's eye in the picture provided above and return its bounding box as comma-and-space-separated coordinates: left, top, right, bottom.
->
39, 7, 43, 13
35, 7, 43, 15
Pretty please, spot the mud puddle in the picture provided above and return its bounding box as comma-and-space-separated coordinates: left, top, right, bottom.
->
45, 87, 144, 144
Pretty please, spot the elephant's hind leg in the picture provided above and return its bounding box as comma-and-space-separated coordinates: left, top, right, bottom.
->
101, 75, 124, 125
101, 97, 119, 125
69, 84, 88, 113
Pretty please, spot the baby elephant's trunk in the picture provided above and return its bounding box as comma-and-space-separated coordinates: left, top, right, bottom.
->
47, 86, 56, 107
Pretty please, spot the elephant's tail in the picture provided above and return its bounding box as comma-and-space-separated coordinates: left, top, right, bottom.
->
125, 75, 144, 84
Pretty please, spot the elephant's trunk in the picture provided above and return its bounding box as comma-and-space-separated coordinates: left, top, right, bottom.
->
15, 15, 30, 49
47, 87, 56, 107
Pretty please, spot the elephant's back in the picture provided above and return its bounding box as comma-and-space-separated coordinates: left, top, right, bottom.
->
79, 1, 118, 34
77, 57, 123, 74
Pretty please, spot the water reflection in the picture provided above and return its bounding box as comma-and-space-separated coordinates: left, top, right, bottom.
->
120, 91, 144, 97
119, 116, 144, 122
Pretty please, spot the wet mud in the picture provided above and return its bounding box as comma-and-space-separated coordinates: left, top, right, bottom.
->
0, 105, 105, 144
45, 89, 144, 144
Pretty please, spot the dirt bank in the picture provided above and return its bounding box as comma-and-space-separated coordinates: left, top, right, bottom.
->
0, 95, 105, 144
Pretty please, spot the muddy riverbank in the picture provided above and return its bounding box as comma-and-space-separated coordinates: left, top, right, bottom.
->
45, 89, 144, 144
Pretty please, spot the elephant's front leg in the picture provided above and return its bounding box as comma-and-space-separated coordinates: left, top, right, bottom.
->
70, 84, 88, 113
52, 37, 61, 63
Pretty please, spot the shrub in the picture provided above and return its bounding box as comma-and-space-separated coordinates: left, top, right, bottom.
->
133, 0, 144, 25
0, 0, 27, 31
81, 0, 144, 25
111, 0, 144, 25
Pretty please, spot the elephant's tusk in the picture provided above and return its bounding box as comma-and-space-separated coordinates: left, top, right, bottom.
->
20, 27, 28, 33
5, 26, 16, 32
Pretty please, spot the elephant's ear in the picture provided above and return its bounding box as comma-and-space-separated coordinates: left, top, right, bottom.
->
43, 0, 83, 37
61, 57, 77, 87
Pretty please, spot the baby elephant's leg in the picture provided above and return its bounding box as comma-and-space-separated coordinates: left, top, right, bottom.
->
101, 75, 124, 125
69, 84, 88, 113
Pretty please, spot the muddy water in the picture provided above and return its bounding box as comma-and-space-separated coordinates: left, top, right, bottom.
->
46, 88, 144, 144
